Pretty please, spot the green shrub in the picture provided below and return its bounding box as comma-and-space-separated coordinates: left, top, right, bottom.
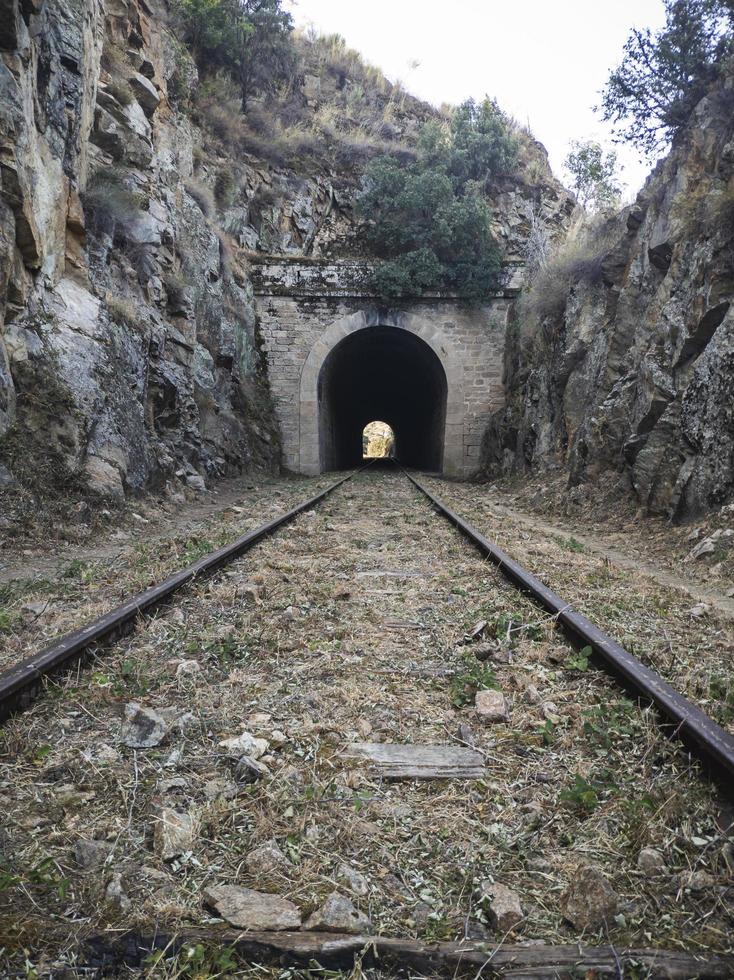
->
600, 0, 732, 155
355, 98, 517, 300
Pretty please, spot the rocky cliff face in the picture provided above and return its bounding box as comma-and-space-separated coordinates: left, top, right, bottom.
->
0, 0, 283, 503
485, 74, 734, 519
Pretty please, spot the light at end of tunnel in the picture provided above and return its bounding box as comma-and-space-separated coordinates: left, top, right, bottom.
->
363, 421, 395, 459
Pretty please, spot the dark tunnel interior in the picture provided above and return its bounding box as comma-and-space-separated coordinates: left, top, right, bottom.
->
318, 326, 448, 471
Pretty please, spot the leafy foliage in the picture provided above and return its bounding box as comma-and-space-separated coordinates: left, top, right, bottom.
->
599, 0, 733, 155
564, 140, 621, 211
450, 650, 498, 708
173, 0, 294, 109
357, 98, 517, 299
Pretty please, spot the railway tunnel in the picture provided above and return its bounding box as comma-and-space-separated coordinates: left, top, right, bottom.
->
317, 326, 448, 471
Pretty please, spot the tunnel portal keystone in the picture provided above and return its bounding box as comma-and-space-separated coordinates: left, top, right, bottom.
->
252, 258, 513, 477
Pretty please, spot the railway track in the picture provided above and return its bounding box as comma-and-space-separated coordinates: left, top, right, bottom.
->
1, 465, 733, 978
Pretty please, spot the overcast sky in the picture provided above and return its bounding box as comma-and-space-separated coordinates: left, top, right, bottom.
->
287, 0, 668, 197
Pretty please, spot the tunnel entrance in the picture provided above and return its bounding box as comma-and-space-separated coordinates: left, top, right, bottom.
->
317, 326, 448, 471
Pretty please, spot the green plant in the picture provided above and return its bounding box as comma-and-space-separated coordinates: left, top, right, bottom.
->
27, 857, 70, 900
62, 558, 91, 581
565, 645, 592, 671
185, 179, 216, 217
214, 168, 238, 206
82, 168, 145, 237
173, 0, 295, 110
450, 651, 498, 707
564, 140, 621, 211
355, 98, 517, 300
491, 611, 543, 643
708, 673, 734, 721
0, 609, 15, 633
183, 537, 215, 563
560, 774, 600, 814
582, 699, 638, 748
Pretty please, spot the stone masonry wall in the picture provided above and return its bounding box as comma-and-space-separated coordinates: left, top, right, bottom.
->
252, 259, 511, 477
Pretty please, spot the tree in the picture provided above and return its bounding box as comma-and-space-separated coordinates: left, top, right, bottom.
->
599, 0, 733, 155
174, 0, 294, 109
448, 98, 518, 183
564, 140, 622, 211
357, 151, 504, 300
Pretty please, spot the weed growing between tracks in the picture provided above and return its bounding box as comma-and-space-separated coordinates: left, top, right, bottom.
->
0, 471, 732, 975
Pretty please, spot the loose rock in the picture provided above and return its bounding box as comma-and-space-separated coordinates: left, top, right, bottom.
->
338, 863, 369, 896
233, 755, 269, 783
637, 848, 667, 875
154, 807, 196, 861
219, 730, 269, 759
74, 839, 111, 870
246, 841, 292, 875
304, 892, 372, 934
478, 881, 523, 932
475, 689, 508, 723
680, 870, 715, 891
562, 866, 618, 931
204, 885, 301, 929
121, 703, 168, 748
105, 873, 130, 910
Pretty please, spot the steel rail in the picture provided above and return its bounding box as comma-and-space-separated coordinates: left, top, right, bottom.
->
0, 468, 362, 722
402, 466, 734, 785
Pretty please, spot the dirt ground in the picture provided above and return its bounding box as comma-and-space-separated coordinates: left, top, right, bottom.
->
0, 468, 732, 977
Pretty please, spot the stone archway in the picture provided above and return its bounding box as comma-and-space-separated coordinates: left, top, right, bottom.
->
298, 309, 465, 475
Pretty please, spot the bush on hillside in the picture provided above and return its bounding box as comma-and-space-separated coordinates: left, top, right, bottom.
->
356, 98, 517, 300
173, 0, 295, 109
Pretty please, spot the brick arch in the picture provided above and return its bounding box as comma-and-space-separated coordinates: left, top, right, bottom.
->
298, 308, 465, 475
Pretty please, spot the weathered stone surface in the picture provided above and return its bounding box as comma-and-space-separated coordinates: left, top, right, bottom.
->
105, 873, 130, 910
128, 72, 160, 116
154, 807, 196, 861
337, 863, 369, 897
245, 841, 292, 876
637, 848, 667, 875
478, 881, 523, 932
121, 703, 168, 748
204, 885, 301, 930
475, 689, 508, 723
562, 866, 618, 931
84, 456, 125, 500
74, 838, 112, 870
219, 731, 269, 759
303, 892, 372, 934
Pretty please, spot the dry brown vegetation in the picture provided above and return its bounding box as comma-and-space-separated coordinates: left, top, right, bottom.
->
520, 216, 620, 322
0, 471, 731, 976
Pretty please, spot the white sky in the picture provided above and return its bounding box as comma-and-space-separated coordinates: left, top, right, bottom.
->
286, 0, 668, 197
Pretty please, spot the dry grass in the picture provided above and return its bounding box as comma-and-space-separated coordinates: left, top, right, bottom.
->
0, 471, 730, 975
521, 218, 619, 321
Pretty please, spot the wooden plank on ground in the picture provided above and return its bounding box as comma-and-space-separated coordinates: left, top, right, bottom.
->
341, 742, 485, 779
84, 929, 734, 979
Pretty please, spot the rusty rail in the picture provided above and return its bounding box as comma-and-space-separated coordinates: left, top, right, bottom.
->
0, 469, 360, 722
402, 467, 734, 785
